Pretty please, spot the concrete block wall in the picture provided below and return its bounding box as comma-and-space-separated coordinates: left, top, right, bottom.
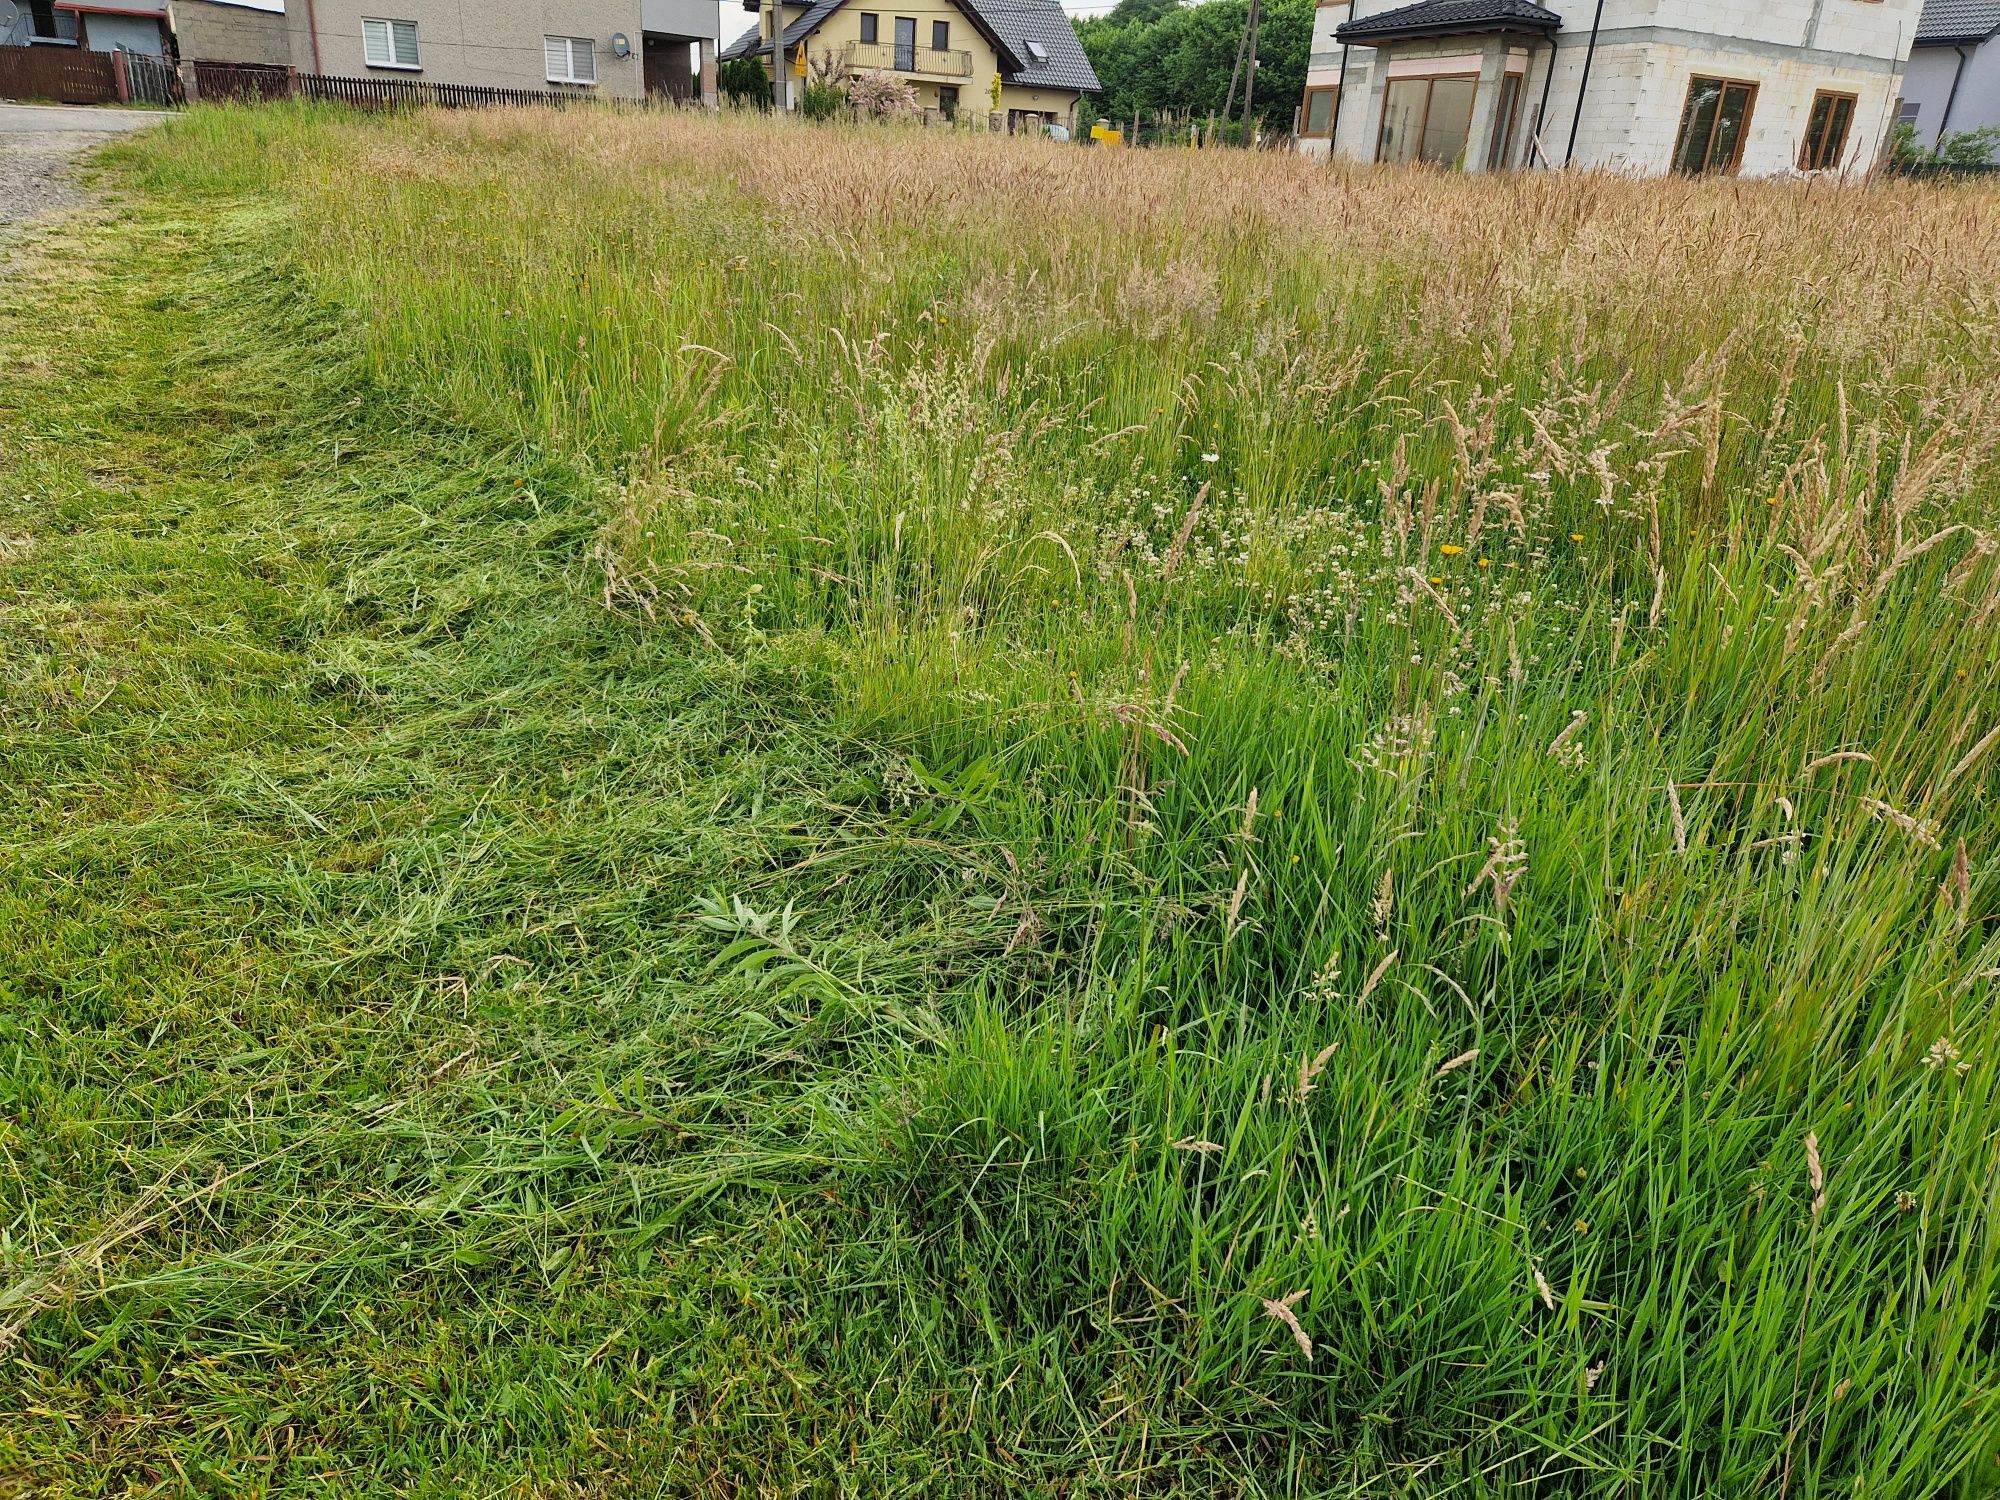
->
1546, 39, 1905, 172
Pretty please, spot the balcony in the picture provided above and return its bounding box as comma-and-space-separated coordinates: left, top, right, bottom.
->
23, 10, 82, 43
844, 41, 972, 78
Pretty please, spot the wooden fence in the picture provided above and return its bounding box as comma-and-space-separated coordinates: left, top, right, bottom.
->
297, 73, 585, 110
0, 44, 119, 105
0, 45, 181, 106
188, 66, 587, 111
189, 61, 294, 102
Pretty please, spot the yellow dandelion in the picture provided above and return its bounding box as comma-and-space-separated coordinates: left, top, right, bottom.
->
1569, 533, 1585, 543
1477, 558, 1491, 568
1429, 575, 1444, 585
1440, 544, 1465, 557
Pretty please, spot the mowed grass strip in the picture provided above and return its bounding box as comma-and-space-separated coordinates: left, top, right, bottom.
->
0, 106, 1997, 1496
0, 202, 988, 1495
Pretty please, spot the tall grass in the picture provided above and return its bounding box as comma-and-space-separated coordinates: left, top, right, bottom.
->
69, 105, 2000, 1491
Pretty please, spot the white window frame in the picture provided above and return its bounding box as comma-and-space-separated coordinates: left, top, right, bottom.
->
544, 34, 598, 85
361, 17, 421, 71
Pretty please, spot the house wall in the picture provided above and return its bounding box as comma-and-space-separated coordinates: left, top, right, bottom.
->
1578, 37, 1903, 172
764, 0, 1077, 121
169, 0, 292, 66
640, 0, 714, 39
1297, 0, 1348, 158
295, 1, 648, 96
784, 0, 1001, 110
1320, 0, 1918, 173
1901, 39, 2000, 146
1000, 80, 1078, 123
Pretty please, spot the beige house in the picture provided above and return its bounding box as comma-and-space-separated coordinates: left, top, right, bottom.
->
723, 0, 1099, 133
172, 0, 720, 102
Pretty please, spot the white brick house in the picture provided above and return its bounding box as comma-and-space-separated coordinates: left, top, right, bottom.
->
1296, 0, 1923, 175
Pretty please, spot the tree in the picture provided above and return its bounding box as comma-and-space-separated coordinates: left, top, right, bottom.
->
718, 55, 772, 107
1075, 0, 1312, 135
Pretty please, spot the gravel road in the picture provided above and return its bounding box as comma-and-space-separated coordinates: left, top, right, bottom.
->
0, 105, 171, 225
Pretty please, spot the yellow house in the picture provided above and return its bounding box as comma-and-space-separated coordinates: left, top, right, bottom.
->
722, 0, 1099, 134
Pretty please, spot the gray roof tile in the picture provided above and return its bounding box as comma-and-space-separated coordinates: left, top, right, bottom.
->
1917, 0, 2000, 43
1338, 0, 1562, 41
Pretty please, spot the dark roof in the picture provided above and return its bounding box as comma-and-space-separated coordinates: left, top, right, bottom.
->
970, 0, 1099, 89
1337, 0, 1561, 42
723, 0, 1099, 90
1916, 0, 2000, 43
722, 0, 845, 61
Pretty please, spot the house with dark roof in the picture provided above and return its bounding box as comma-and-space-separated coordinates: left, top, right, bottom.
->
1899, 0, 2000, 148
722, 0, 1098, 133
1296, 0, 1923, 175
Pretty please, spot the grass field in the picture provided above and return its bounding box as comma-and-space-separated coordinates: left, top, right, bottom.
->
3, 105, 1998, 1496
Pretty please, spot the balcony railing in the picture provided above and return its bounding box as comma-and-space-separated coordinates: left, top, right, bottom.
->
844, 41, 972, 78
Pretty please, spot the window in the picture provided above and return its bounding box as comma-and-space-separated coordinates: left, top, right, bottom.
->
1898, 99, 1920, 124
932, 19, 949, 49
938, 83, 958, 119
893, 15, 914, 68
1378, 75, 1477, 166
1487, 71, 1523, 169
1799, 89, 1856, 170
545, 35, 597, 84
1023, 39, 1049, 63
361, 17, 420, 69
1672, 76, 1758, 174
1300, 85, 1336, 138
858, 11, 877, 43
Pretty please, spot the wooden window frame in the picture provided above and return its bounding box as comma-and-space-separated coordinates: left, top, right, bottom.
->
1375, 72, 1478, 166
1486, 69, 1524, 169
1673, 74, 1760, 175
1377, 74, 1436, 163
1300, 84, 1337, 139
1798, 88, 1857, 171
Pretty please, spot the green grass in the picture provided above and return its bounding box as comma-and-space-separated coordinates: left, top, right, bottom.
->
2, 105, 1998, 1496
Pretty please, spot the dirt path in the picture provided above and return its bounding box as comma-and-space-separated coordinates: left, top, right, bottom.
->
0, 104, 170, 224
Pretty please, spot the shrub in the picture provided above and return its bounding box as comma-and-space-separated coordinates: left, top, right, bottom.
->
802, 80, 847, 121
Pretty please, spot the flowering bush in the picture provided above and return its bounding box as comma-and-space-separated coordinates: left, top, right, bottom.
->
846, 68, 917, 120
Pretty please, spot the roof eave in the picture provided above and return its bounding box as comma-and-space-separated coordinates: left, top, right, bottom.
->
1337, 19, 1559, 42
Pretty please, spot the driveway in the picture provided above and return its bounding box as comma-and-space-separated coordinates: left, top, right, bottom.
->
0, 103, 171, 224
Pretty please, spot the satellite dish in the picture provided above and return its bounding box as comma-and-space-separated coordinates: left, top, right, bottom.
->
611, 33, 631, 56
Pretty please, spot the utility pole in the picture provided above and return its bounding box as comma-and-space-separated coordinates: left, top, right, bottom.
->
1239, 0, 1261, 144
769, 0, 786, 114
1221, 0, 1250, 126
